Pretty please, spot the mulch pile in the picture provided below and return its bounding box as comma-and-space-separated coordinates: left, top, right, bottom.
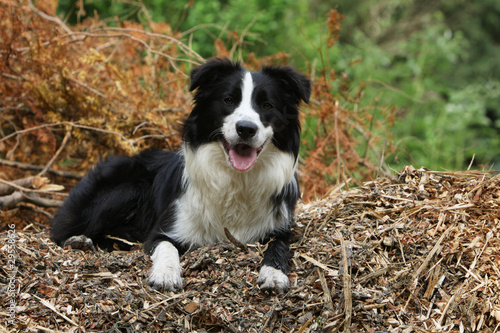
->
1, 166, 499, 332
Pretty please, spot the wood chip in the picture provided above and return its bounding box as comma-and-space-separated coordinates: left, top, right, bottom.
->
3, 167, 500, 331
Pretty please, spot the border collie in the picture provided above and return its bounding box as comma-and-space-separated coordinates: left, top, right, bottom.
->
50, 58, 311, 293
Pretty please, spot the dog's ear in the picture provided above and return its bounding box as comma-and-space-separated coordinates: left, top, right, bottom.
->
261, 66, 311, 105
189, 58, 242, 92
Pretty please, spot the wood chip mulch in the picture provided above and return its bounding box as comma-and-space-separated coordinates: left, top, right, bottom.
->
1, 166, 500, 332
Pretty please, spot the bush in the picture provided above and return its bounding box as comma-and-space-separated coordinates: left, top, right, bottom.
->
0, 0, 195, 171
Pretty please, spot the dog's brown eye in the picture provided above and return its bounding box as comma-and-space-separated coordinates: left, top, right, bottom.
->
263, 102, 273, 110
224, 97, 233, 105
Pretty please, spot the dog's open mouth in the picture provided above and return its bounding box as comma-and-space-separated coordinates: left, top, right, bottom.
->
222, 139, 264, 171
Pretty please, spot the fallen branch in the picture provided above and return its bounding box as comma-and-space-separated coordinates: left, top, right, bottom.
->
0, 176, 65, 209
0, 191, 23, 209
0, 158, 82, 180
0, 191, 63, 209
23, 193, 63, 208
19, 203, 55, 219
0, 177, 34, 196
0, 178, 64, 195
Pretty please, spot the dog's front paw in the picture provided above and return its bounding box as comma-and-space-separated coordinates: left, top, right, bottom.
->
148, 241, 183, 292
63, 235, 95, 251
148, 266, 183, 292
257, 265, 290, 294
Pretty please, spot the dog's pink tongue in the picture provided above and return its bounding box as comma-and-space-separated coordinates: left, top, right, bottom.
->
229, 144, 258, 171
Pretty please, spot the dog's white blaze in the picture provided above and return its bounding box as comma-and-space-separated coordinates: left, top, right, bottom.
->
240, 71, 254, 111
221, 72, 272, 147
149, 241, 183, 290
170, 142, 297, 247
257, 265, 290, 292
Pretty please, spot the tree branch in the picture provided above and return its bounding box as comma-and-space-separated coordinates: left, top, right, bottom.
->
0, 191, 23, 209
23, 193, 63, 208
39, 130, 72, 177
0, 158, 82, 180
0, 177, 34, 196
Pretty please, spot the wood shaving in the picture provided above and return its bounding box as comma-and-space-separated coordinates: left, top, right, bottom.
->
1, 167, 500, 332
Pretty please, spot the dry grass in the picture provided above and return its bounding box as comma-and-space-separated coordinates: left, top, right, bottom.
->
1, 166, 499, 332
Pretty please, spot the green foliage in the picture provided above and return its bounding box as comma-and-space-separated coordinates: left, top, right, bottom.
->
56, 0, 500, 172
329, 0, 500, 170
57, 0, 314, 60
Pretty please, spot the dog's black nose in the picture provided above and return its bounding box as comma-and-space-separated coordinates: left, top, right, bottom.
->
236, 121, 258, 140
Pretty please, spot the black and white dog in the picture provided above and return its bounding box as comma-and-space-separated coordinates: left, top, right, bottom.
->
50, 58, 311, 293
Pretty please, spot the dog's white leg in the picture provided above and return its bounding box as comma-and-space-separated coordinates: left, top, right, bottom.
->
148, 241, 183, 291
257, 265, 290, 294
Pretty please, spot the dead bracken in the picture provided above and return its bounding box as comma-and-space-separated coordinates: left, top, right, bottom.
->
1, 166, 499, 332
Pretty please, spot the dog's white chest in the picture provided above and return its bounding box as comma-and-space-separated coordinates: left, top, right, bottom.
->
169, 143, 296, 247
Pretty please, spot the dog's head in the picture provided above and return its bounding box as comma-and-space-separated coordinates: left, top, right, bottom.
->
184, 58, 311, 172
